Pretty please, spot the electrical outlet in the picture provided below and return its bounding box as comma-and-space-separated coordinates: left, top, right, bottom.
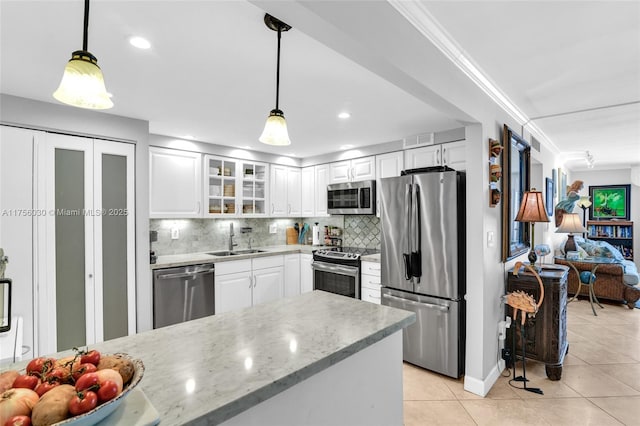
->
269, 223, 277, 234
171, 227, 179, 240
502, 348, 513, 368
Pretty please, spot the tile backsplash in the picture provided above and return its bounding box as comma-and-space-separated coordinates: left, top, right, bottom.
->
343, 215, 381, 249
150, 215, 352, 255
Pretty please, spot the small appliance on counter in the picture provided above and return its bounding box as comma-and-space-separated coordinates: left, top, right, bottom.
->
312, 223, 321, 246
149, 230, 158, 264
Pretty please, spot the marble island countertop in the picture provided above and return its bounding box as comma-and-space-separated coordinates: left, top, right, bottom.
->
7, 291, 414, 425
152, 244, 381, 269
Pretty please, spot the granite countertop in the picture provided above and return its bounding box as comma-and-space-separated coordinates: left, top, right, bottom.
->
151, 245, 381, 269
361, 252, 381, 263
151, 244, 317, 269
7, 292, 414, 425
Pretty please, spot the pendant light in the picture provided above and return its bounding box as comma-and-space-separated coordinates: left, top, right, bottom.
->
259, 14, 292, 146
53, 0, 113, 110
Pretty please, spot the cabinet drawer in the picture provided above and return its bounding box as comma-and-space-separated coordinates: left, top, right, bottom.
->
253, 254, 284, 270
361, 261, 381, 276
362, 273, 381, 287
215, 259, 252, 275
361, 285, 382, 304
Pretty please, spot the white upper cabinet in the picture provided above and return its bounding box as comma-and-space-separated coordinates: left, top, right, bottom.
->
375, 151, 404, 216
314, 164, 329, 217
301, 164, 330, 217
301, 166, 315, 217
287, 167, 302, 216
239, 161, 268, 216
403, 141, 466, 171
270, 165, 301, 217
329, 156, 375, 184
150, 147, 202, 218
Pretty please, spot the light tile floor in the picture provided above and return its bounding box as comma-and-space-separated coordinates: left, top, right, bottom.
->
403, 299, 640, 425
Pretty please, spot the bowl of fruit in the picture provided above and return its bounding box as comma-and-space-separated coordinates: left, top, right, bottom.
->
0, 350, 143, 426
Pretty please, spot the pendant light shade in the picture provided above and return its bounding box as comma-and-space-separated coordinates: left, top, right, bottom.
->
53, 0, 113, 110
259, 14, 291, 146
259, 109, 291, 146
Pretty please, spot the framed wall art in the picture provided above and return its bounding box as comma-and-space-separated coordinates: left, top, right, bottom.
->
588, 184, 631, 220
545, 177, 554, 217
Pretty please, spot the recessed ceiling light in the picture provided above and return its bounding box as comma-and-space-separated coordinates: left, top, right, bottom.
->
340, 144, 354, 150
129, 36, 151, 49
338, 112, 351, 119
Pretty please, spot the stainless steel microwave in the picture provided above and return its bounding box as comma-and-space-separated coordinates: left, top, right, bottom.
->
327, 180, 376, 215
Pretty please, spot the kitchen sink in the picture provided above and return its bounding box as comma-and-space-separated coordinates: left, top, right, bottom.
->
206, 249, 266, 257
206, 251, 237, 256
231, 249, 266, 255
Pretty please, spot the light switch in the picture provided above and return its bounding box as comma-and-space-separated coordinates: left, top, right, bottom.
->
487, 231, 495, 248
171, 227, 179, 240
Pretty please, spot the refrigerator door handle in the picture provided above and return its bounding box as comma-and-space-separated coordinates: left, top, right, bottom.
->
383, 293, 449, 312
411, 183, 422, 282
404, 183, 412, 280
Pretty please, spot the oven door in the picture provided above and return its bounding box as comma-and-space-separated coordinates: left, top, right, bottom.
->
311, 260, 360, 299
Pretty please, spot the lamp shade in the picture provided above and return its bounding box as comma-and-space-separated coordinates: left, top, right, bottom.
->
259, 109, 291, 146
515, 190, 550, 223
576, 196, 592, 209
53, 51, 113, 110
555, 213, 587, 233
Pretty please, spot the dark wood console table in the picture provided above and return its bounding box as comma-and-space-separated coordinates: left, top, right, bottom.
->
506, 264, 569, 380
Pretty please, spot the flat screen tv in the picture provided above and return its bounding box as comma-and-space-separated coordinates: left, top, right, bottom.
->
588, 184, 631, 220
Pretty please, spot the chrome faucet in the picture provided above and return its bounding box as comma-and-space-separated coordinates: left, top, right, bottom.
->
228, 223, 237, 251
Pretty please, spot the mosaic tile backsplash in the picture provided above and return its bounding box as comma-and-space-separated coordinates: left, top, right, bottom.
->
150, 216, 352, 255
343, 215, 381, 249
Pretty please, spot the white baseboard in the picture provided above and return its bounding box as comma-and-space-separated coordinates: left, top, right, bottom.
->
463, 360, 504, 397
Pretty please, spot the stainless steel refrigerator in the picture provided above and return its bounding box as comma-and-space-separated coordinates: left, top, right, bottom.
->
380, 167, 465, 378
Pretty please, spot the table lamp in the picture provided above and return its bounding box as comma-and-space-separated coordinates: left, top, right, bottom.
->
555, 212, 588, 253
515, 189, 550, 270
576, 195, 592, 237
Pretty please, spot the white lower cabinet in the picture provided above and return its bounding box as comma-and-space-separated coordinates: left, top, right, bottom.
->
360, 261, 382, 304
215, 256, 284, 314
300, 254, 313, 294
284, 254, 301, 297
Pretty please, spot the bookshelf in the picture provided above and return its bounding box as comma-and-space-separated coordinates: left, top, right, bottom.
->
587, 220, 634, 260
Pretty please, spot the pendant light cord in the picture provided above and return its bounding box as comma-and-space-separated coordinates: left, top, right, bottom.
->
275, 25, 282, 111
82, 0, 90, 51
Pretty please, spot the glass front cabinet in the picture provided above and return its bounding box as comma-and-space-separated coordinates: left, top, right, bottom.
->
204, 155, 268, 217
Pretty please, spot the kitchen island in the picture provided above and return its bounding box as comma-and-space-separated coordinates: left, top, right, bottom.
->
10, 291, 414, 425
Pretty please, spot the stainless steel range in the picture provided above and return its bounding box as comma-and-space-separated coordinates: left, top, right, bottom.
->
312, 247, 379, 299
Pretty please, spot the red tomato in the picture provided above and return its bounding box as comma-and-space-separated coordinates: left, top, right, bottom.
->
75, 372, 99, 392
79, 350, 100, 366
44, 367, 70, 384
68, 391, 98, 416
11, 374, 39, 390
34, 381, 59, 397
71, 363, 97, 381
4, 415, 32, 426
96, 380, 119, 403
25, 357, 55, 378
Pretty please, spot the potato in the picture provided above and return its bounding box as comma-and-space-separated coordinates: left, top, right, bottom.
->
31, 384, 76, 426
0, 370, 19, 393
97, 355, 134, 385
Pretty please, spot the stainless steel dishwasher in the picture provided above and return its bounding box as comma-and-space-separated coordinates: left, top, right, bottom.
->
152, 263, 215, 329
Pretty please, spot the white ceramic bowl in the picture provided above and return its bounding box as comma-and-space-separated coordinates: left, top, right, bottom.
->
52, 353, 144, 426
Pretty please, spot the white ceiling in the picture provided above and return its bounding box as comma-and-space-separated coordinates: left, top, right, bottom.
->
1, 1, 638, 171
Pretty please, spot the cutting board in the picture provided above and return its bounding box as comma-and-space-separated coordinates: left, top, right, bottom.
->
286, 227, 298, 244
